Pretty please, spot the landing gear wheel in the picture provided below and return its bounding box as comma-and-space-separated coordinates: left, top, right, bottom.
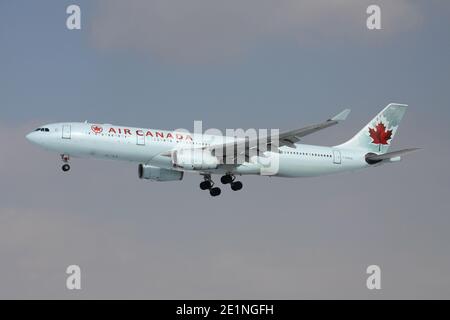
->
200, 180, 212, 190
209, 187, 221, 197
61, 154, 70, 172
220, 174, 234, 184
230, 181, 243, 191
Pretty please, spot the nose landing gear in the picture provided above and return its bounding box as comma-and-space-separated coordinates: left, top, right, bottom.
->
61, 154, 71, 172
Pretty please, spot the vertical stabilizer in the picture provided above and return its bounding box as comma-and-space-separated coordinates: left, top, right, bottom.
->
336, 103, 407, 154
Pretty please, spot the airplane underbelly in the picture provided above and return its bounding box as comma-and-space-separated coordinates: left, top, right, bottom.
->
276, 158, 341, 177
56, 137, 163, 163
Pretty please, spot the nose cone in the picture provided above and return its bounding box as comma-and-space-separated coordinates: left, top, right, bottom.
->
26, 131, 38, 144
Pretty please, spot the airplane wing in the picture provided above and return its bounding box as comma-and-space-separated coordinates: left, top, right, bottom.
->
274, 108, 351, 147
365, 148, 421, 164
209, 108, 351, 162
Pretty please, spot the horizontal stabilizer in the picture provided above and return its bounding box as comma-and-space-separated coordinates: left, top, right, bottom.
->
365, 148, 420, 164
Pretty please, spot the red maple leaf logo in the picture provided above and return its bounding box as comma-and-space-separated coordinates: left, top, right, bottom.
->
369, 122, 392, 148
91, 125, 103, 134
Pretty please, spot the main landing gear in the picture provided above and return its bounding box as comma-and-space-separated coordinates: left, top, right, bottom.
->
200, 174, 243, 196
200, 174, 221, 197
221, 174, 243, 191
61, 154, 71, 172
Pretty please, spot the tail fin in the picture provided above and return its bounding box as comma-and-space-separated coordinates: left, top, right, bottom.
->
337, 103, 407, 154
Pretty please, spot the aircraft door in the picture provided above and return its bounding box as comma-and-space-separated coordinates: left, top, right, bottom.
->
136, 132, 145, 146
62, 125, 71, 139
333, 149, 341, 164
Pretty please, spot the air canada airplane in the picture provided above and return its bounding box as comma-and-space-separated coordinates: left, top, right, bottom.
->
26, 103, 418, 196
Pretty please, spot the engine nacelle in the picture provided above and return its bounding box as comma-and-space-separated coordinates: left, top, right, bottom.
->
172, 149, 219, 170
138, 164, 183, 181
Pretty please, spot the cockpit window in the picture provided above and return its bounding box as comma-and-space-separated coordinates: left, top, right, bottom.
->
35, 128, 50, 132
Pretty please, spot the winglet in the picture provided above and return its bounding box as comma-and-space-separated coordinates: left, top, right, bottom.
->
330, 109, 351, 121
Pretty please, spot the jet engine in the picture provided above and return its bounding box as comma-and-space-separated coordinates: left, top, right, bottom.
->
138, 164, 183, 181
172, 149, 219, 170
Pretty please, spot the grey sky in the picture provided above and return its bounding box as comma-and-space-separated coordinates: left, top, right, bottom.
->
1, 0, 450, 299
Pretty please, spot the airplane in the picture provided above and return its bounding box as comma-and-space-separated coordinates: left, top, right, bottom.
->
26, 103, 419, 196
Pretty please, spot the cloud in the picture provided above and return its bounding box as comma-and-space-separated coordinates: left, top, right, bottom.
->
90, 0, 422, 64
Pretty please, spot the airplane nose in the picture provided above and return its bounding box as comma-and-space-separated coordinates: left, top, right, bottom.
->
26, 132, 37, 143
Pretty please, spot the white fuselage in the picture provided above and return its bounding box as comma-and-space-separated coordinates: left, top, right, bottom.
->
26, 122, 370, 177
